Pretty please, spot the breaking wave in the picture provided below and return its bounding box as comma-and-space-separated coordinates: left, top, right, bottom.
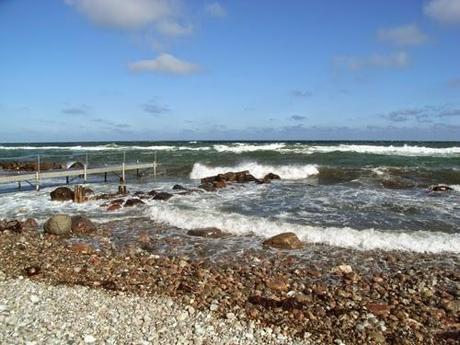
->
189, 162, 319, 180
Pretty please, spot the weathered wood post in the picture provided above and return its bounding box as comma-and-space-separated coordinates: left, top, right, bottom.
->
84, 153, 88, 183
122, 151, 126, 183
35, 155, 40, 191
118, 151, 127, 194
153, 152, 157, 180
74, 185, 85, 203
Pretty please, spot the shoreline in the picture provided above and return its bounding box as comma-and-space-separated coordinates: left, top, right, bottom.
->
0, 221, 459, 344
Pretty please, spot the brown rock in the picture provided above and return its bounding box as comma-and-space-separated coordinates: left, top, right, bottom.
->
264, 173, 281, 180
366, 303, 390, 316
263, 232, 304, 250
266, 278, 289, 291
152, 192, 173, 201
71, 216, 97, 235
187, 227, 225, 238
50, 187, 74, 201
22, 218, 38, 232
107, 204, 122, 212
69, 242, 94, 254
24, 265, 41, 277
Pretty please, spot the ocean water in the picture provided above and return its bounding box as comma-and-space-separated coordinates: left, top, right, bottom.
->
0, 141, 459, 254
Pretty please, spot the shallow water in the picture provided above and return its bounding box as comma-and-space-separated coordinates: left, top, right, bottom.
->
0, 141, 459, 254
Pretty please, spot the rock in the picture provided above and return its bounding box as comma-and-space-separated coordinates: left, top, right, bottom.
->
331, 264, 353, 274
263, 173, 281, 181
263, 232, 304, 250
50, 187, 74, 201
43, 215, 72, 235
200, 170, 259, 190
69, 242, 95, 254
24, 266, 41, 277
172, 184, 188, 191
123, 198, 145, 207
107, 204, 122, 212
71, 216, 97, 235
266, 278, 289, 291
0, 220, 22, 233
83, 335, 96, 344
22, 218, 38, 232
429, 185, 453, 192
152, 192, 173, 201
187, 227, 225, 238
366, 303, 390, 316
198, 183, 216, 192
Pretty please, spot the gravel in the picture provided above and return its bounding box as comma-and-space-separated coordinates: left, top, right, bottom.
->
0, 274, 312, 345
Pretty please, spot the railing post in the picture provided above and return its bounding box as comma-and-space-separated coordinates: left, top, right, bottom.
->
35, 154, 40, 191
122, 151, 126, 183
153, 152, 157, 180
84, 153, 88, 183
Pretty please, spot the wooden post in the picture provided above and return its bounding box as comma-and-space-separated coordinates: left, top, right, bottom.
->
84, 153, 88, 183
104, 172, 107, 182
74, 185, 85, 203
122, 151, 126, 183
18, 182, 21, 190
153, 152, 157, 180
35, 155, 40, 191
66, 176, 69, 184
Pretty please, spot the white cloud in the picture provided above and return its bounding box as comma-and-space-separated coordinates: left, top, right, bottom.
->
334, 51, 409, 71
378, 24, 428, 46
66, 0, 193, 36
424, 0, 460, 24
128, 53, 199, 74
155, 20, 193, 36
205, 2, 227, 17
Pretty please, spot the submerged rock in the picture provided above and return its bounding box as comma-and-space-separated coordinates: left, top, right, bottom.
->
44, 214, 72, 235
172, 184, 188, 191
263, 173, 281, 181
187, 227, 225, 238
71, 216, 97, 235
50, 187, 74, 201
263, 232, 304, 250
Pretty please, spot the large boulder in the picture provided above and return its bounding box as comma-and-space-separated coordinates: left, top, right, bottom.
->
187, 227, 225, 238
264, 173, 281, 181
429, 185, 453, 192
199, 170, 260, 191
44, 215, 72, 235
50, 187, 74, 201
71, 216, 97, 235
263, 232, 304, 250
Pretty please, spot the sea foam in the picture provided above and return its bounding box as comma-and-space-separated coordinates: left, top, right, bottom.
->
190, 162, 319, 180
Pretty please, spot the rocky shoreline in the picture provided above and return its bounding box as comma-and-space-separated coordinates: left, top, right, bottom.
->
0, 216, 459, 344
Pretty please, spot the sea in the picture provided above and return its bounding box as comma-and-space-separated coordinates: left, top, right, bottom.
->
0, 141, 459, 254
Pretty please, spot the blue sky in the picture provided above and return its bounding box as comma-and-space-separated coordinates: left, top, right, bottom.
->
0, 0, 459, 142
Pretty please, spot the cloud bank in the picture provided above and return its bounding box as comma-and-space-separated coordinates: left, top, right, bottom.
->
128, 53, 199, 74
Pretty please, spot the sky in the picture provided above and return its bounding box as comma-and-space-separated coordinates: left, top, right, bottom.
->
0, 0, 459, 142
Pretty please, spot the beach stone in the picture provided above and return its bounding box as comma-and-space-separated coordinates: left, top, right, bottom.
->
43, 215, 72, 235
22, 218, 38, 232
263, 232, 304, 250
71, 216, 97, 235
187, 227, 225, 238
366, 303, 390, 316
69, 242, 95, 254
152, 192, 173, 201
50, 187, 74, 201
331, 264, 353, 274
124, 198, 145, 207
266, 278, 289, 291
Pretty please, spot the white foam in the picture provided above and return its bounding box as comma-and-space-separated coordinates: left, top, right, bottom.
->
0, 144, 209, 152
449, 185, 460, 192
189, 162, 319, 180
287, 144, 460, 157
147, 202, 460, 253
213, 143, 286, 153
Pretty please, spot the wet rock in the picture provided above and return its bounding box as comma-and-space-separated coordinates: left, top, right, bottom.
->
200, 170, 259, 190
263, 232, 304, 250
71, 216, 97, 235
428, 185, 453, 192
123, 198, 145, 207
107, 204, 122, 212
172, 184, 188, 191
187, 227, 225, 238
43, 215, 72, 235
263, 173, 281, 181
152, 192, 173, 201
0, 220, 22, 233
50, 187, 74, 201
